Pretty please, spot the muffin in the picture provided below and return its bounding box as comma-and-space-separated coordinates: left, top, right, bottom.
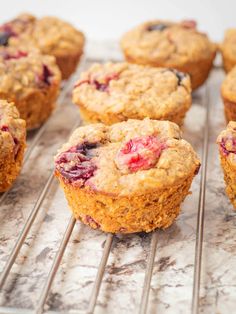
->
54, 118, 200, 233
217, 121, 236, 208
221, 29, 236, 72
221, 66, 236, 122
120, 20, 216, 90
0, 100, 26, 192
73, 62, 192, 126
1, 14, 85, 79
0, 47, 61, 130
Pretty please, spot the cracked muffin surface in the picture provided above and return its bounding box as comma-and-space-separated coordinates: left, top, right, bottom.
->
73, 62, 192, 126
121, 20, 216, 90
54, 118, 200, 233
0, 99, 26, 192
3, 14, 85, 79
0, 46, 61, 129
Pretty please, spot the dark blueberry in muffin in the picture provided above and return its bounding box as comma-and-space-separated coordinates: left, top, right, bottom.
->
0, 31, 12, 46
147, 24, 168, 32
169, 69, 187, 86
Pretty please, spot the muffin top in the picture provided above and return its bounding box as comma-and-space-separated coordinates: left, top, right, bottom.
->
0, 47, 61, 100
221, 66, 236, 102
4, 14, 85, 56
73, 62, 192, 121
221, 29, 236, 62
0, 13, 35, 46
55, 118, 200, 196
217, 121, 236, 167
0, 99, 26, 157
121, 20, 216, 66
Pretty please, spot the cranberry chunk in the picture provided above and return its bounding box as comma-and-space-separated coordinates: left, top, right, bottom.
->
55, 142, 97, 185
147, 24, 169, 32
116, 135, 167, 173
220, 136, 236, 156
1, 125, 9, 132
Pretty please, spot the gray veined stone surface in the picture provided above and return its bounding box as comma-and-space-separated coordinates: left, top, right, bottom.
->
0, 42, 235, 314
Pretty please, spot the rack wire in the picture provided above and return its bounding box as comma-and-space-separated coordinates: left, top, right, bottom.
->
0, 52, 211, 314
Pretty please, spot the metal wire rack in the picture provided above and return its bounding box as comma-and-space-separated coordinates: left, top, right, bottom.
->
0, 45, 233, 314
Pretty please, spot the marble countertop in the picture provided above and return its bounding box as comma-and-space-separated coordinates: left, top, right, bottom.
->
0, 42, 235, 314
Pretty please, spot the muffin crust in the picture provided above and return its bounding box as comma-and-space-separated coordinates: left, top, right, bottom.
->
73, 62, 192, 126
55, 118, 200, 233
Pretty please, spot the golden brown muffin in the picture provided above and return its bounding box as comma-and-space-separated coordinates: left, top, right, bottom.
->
73, 62, 192, 126
120, 20, 216, 90
0, 100, 26, 192
217, 121, 236, 208
54, 118, 200, 233
221, 29, 236, 72
1, 14, 85, 79
0, 47, 61, 130
221, 66, 236, 122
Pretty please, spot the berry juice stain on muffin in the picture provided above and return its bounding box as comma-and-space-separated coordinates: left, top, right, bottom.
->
0, 50, 28, 60
75, 72, 119, 92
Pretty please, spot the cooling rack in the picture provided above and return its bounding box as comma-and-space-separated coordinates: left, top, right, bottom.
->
0, 41, 235, 314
